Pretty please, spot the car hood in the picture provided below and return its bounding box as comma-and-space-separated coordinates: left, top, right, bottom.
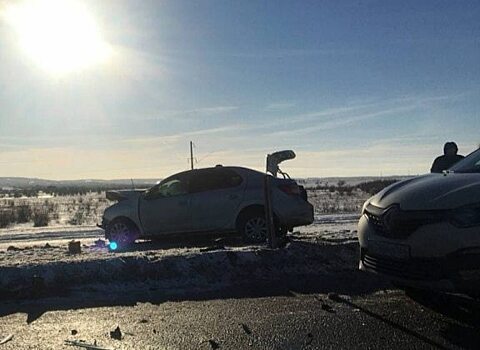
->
369, 173, 480, 210
106, 189, 145, 202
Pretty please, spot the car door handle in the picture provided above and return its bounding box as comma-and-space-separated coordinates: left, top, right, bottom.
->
229, 194, 239, 200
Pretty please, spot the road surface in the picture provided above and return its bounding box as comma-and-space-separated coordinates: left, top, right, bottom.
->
0, 286, 478, 349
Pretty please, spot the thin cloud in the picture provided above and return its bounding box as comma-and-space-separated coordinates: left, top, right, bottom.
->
140, 105, 239, 121
122, 124, 243, 145
265, 102, 296, 111
251, 93, 466, 137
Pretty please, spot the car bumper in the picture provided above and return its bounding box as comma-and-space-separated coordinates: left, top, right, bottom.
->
358, 214, 480, 293
282, 202, 314, 228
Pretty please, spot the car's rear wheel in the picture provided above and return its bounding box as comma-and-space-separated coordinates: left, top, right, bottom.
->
106, 218, 139, 249
242, 215, 268, 243
238, 209, 286, 244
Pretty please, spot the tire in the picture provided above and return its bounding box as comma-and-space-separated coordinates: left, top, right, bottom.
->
106, 218, 139, 248
238, 208, 286, 244
239, 212, 268, 243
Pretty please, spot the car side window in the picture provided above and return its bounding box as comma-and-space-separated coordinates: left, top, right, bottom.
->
148, 177, 188, 198
189, 169, 243, 193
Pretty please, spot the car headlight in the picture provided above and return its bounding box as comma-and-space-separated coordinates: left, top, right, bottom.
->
450, 205, 480, 228
361, 199, 372, 214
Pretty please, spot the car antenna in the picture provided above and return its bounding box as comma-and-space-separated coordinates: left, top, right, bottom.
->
131, 178, 135, 190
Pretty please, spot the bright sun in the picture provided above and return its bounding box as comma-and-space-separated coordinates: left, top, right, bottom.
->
4, 0, 111, 74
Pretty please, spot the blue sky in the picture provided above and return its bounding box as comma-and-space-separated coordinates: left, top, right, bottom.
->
0, 0, 479, 179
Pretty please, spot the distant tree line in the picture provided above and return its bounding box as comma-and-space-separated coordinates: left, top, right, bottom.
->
0, 183, 155, 197
309, 179, 399, 196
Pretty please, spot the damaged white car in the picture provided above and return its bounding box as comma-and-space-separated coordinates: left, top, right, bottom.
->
100, 165, 313, 248
358, 149, 480, 294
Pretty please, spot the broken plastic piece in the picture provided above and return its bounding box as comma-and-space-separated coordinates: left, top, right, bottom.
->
0, 334, 13, 345
64, 340, 112, 350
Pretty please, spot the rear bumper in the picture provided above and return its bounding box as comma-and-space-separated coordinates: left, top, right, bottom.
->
281, 201, 314, 228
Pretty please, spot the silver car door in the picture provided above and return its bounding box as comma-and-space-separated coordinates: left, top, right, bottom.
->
189, 168, 245, 232
139, 173, 192, 235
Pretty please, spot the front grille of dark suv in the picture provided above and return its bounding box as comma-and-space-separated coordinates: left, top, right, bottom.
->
364, 204, 445, 239
365, 210, 412, 239
365, 211, 388, 236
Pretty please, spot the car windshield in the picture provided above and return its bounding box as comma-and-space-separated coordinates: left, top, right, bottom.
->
449, 149, 480, 173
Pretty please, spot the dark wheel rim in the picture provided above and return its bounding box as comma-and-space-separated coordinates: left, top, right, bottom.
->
244, 216, 267, 242
109, 221, 132, 246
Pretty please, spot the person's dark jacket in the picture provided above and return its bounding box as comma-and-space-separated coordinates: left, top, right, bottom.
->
431, 154, 465, 173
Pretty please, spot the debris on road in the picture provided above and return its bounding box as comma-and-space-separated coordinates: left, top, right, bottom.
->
43, 243, 53, 249
71, 330, 78, 335
327, 292, 341, 302
305, 332, 313, 345
6, 246, 21, 252
239, 323, 252, 335
94, 239, 106, 248
110, 326, 122, 340
208, 339, 219, 349
321, 303, 335, 313
68, 240, 81, 254
0, 334, 13, 345
64, 340, 112, 350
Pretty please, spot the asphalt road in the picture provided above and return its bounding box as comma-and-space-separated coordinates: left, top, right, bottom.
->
0, 284, 479, 350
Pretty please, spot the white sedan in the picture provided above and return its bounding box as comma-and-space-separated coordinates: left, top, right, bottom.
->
100, 165, 314, 248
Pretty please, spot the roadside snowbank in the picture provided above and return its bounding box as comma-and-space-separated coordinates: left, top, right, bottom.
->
0, 215, 361, 299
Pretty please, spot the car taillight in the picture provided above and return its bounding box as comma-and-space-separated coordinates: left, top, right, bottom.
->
278, 184, 300, 196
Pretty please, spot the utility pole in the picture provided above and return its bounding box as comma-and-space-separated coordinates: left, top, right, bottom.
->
190, 141, 194, 170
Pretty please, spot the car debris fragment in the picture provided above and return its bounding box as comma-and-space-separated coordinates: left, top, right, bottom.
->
110, 326, 122, 340
64, 340, 112, 350
327, 292, 341, 302
68, 240, 81, 254
321, 303, 335, 313
208, 339, 219, 349
239, 323, 252, 335
0, 334, 13, 345
7, 246, 21, 252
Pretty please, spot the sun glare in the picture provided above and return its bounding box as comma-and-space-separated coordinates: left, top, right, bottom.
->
4, 0, 111, 74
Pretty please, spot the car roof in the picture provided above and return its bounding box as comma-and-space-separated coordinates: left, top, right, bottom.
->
162, 166, 263, 182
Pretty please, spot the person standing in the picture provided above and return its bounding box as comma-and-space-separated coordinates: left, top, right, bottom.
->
431, 142, 465, 173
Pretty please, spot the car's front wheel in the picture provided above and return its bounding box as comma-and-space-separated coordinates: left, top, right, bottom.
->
106, 218, 139, 249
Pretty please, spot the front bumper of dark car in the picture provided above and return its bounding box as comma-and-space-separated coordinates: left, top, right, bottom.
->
359, 247, 480, 293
